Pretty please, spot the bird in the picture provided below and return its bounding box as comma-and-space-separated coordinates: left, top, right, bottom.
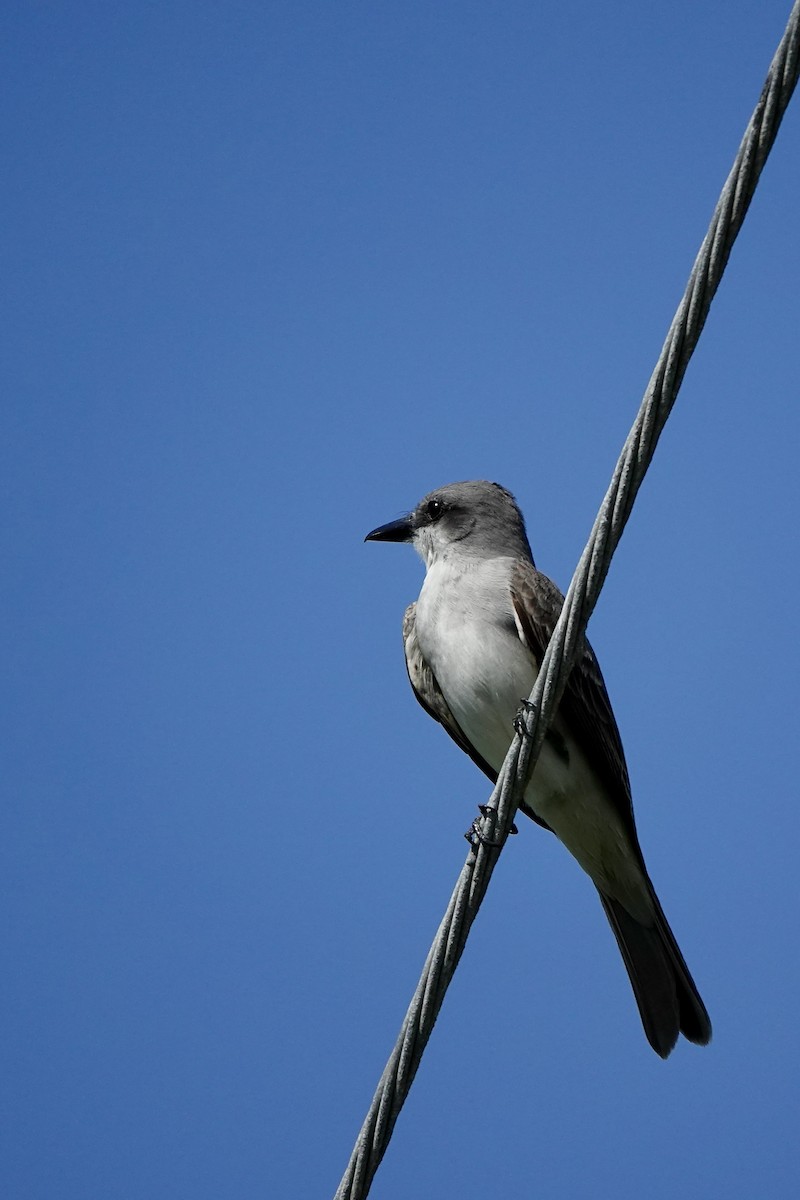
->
365, 479, 711, 1057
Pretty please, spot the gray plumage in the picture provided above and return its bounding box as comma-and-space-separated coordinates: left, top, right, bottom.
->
366, 479, 711, 1058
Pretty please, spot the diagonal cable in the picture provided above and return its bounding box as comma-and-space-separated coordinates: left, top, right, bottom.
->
335, 4, 800, 1197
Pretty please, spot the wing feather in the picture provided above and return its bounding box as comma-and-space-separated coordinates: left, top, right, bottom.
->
508, 560, 640, 849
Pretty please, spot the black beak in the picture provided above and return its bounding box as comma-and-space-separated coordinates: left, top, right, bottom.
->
364, 514, 414, 543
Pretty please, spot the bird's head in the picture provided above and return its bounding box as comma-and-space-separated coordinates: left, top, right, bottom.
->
365, 480, 533, 567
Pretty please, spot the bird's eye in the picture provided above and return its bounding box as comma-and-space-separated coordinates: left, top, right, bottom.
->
425, 498, 443, 520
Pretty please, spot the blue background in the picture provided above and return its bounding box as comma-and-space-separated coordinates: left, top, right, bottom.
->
3, 2, 799, 1197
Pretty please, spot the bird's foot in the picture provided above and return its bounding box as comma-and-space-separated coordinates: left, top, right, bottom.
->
465, 804, 517, 847
513, 699, 537, 737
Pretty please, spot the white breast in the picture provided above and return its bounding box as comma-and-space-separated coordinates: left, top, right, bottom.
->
415, 556, 537, 772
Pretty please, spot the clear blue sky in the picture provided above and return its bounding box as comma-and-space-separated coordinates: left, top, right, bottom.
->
3, 2, 799, 1197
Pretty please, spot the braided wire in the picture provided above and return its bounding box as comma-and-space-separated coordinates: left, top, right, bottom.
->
335, 6, 800, 1197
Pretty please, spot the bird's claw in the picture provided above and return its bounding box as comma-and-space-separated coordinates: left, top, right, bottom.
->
514, 698, 537, 737
465, 805, 517, 847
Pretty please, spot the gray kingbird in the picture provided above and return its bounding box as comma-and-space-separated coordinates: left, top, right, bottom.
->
366, 479, 711, 1058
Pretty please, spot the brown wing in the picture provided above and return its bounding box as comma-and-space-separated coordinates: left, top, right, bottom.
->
508, 560, 641, 850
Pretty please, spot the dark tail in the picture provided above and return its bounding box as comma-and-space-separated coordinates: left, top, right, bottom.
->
598, 885, 712, 1058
